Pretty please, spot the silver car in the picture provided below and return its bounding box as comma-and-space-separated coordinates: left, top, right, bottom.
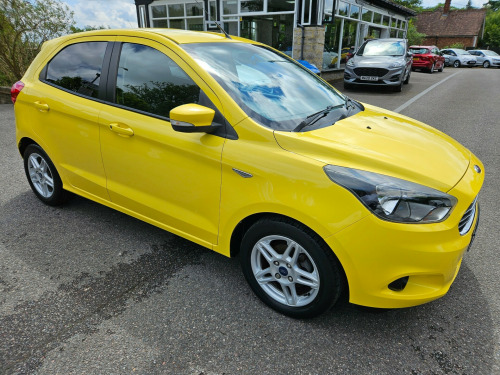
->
344, 38, 412, 92
468, 49, 500, 68
441, 48, 477, 68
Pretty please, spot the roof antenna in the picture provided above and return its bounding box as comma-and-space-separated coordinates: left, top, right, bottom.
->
192, 0, 232, 39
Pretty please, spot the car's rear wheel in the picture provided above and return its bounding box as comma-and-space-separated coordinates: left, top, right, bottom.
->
240, 217, 343, 319
438, 62, 444, 72
483, 61, 490, 68
429, 63, 435, 74
23, 144, 68, 206
453, 60, 460, 68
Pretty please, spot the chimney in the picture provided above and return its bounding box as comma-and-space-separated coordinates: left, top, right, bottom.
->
443, 0, 451, 15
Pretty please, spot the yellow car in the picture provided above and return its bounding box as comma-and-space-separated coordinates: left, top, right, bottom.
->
12, 29, 483, 318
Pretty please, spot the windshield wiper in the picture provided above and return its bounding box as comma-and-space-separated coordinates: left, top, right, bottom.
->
293, 104, 343, 132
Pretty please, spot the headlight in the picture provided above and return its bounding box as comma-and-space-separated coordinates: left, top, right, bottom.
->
324, 165, 457, 223
346, 59, 355, 67
389, 61, 404, 68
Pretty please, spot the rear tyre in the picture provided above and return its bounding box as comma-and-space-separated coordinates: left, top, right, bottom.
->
23, 144, 68, 206
429, 63, 435, 74
438, 63, 444, 72
240, 217, 343, 319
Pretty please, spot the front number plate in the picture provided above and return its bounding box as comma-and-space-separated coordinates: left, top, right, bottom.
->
360, 76, 378, 81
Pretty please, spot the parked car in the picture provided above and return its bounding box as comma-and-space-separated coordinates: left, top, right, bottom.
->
441, 48, 477, 68
344, 38, 412, 92
12, 29, 483, 318
409, 45, 445, 73
468, 49, 500, 68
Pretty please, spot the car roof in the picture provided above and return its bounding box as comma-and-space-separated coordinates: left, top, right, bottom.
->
409, 45, 435, 49
49, 28, 252, 45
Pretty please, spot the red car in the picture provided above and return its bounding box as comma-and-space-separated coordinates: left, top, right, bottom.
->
409, 45, 445, 73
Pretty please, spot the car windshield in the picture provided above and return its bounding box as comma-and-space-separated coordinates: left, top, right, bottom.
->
182, 42, 347, 131
454, 49, 470, 55
409, 48, 429, 54
484, 50, 499, 56
357, 40, 405, 56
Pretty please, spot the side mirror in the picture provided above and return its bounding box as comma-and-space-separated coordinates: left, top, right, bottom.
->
170, 104, 219, 133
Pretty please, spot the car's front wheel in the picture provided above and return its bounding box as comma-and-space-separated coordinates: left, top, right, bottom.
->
240, 217, 343, 318
483, 61, 490, 68
23, 144, 68, 206
453, 60, 461, 68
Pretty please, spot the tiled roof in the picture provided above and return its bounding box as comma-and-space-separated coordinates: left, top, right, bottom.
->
415, 8, 486, 37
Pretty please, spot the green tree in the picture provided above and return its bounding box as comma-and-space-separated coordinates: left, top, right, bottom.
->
486, 0, 500, 12
391, 0, 422, 11
466, 0, 474, 9
0, 0, 75, 85
406, 19, 426, 45
482, 10, 500, 48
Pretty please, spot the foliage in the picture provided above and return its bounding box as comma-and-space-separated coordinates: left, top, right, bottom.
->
486, 0, 500, 12
443, 42, 466, 49
70, 25, 108, 34
465, 0, 475, 9
406, 19, 426, 46
0, 0, 75, 86
481, 10, 500, 48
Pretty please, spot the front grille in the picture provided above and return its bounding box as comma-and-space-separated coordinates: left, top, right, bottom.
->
354, 68, 389, 77
459, 197, 477, 235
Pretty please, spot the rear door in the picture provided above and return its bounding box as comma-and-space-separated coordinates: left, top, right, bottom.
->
23, 37, 113, 200
98, 37, 226, 248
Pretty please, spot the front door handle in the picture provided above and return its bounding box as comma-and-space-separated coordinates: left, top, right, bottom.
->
109, 123, 134, 137
34, 101, 49, 112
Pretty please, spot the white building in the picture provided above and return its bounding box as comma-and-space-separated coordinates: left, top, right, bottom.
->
134, 0, 415, 77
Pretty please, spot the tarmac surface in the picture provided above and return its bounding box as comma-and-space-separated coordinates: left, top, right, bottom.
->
1, 67, 499, 374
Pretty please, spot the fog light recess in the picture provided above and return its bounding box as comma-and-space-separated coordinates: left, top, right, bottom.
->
388, 276, 409, 291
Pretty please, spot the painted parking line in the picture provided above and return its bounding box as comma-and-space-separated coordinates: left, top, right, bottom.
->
394, 71, 462, 113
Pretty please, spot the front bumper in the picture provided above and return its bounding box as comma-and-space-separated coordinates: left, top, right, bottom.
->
326, 154, 484, 309
344, 66, 405, 87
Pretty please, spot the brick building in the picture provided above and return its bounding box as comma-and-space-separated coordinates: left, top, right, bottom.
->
134, 0, 415, 78
415, 0, 486, 49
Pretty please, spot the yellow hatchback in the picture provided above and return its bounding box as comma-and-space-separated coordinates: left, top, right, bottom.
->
13, 29, 483, 318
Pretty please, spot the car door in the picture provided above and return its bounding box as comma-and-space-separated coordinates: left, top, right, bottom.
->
24, 37, 113, 200
477, 52, 486, 65
98, 38, 226, 247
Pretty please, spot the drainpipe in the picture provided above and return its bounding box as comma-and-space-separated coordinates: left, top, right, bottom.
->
298, 24, 305, 60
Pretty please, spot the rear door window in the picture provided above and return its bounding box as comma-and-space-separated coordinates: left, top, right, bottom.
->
44, 42, 107, 98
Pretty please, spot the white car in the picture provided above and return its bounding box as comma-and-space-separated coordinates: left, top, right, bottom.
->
468, 49, 500, 68
441, 48, 477, 68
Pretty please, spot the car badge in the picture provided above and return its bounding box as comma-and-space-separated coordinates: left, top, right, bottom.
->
278, 266, 288, 277
474, 165, 482, 174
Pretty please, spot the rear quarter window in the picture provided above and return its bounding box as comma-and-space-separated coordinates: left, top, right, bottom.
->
43, 42, 108, 98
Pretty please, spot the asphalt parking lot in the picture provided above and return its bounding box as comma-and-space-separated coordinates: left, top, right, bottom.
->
1, 67, 499, 374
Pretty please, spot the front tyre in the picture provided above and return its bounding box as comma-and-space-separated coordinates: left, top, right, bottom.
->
23, 144, 68, 206
240, 218, 343, 319
453, 60, 461, 68
483, 61, 490, 68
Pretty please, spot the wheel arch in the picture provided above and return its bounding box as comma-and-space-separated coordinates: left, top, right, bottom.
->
229, 212, 349, 298
18, 137, 39, 157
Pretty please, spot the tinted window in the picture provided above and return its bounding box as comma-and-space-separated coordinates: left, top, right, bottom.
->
45, 42, 107, 98
115, 43, 200, 118
357, 40, 405, 56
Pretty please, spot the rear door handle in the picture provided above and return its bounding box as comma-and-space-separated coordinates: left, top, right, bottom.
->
109, 123, 134, 137
34, 101, 49, 112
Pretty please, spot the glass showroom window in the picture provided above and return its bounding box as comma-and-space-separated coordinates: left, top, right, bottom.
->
151, 3, 204, 30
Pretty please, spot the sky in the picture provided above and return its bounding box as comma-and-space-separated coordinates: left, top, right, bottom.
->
60, 0, 491, 28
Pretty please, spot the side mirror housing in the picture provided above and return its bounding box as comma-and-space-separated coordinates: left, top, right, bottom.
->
170, 104, 219, 133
